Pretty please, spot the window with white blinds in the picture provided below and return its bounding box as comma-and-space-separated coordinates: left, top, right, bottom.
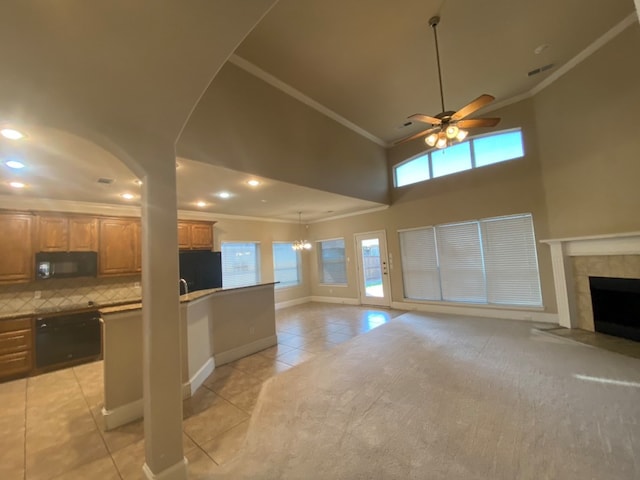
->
221, 242, 260, 288
480, 215, 542, 305
273, 242, 301, 288
317, 238, 347, 285
436, 222, 487, 303
398, 213, 542, 307
399, 227, 441, 300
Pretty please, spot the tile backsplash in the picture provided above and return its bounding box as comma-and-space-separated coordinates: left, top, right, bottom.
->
0, 276, 142, 315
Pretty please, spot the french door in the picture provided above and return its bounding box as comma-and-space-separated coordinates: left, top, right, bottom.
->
354, 231, 391, 307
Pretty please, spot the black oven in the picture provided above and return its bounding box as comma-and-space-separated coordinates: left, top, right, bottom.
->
35, 311, 102, 369
35, 251, 98, 280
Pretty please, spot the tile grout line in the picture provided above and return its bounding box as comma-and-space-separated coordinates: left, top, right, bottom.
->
71, 365, 124, 480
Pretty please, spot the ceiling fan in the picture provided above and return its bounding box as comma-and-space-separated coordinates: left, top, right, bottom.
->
396, 16, 500, 148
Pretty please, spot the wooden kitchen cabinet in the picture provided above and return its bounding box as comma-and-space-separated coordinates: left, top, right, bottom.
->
38, 214, 98, 252
99, 217, 141, 276
0, 213, 33, 284
0, 318, 33, 380
178, 221, 215, 250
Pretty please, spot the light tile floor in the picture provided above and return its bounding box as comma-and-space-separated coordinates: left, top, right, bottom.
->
0, 302, 406, 480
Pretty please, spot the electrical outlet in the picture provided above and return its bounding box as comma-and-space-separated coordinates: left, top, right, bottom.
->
34, 290, 41, 299
134, 282, 140, 288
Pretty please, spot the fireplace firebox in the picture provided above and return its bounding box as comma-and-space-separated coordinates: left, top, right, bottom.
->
589, 276, 640, 342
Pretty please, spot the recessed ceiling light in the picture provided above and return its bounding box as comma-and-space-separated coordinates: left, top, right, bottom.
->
218, 191, 231, 199
9, 181, 26, 189
5, 160, 25, 169
1, 128, 25, 140
196, 201, 207, 208
260, 199, 267, 203
120, 193, 135, 200
175, 162, 181, 169
134, 179, 143, 186
247, 179, 261, 187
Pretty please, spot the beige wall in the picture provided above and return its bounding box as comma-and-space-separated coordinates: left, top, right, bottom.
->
534, 23, 640, 238
178, 63, 389, 205
307, 98, 557, 313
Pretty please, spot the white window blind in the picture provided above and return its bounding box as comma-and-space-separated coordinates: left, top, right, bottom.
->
318, 239, 347, 284
480, 215, 542, 306
273, 242, 301, 288
221, 242, 260, 288
398, 213, 542, 307
399, 227, 441, 300
435, 222, 486, 303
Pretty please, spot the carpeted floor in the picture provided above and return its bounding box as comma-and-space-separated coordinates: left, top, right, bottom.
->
213, 312, 640, 479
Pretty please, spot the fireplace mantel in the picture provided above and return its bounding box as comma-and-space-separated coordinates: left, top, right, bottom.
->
541, 232, 640, 328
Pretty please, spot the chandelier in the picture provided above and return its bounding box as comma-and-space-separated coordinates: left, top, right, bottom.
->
292, 211, 312, 251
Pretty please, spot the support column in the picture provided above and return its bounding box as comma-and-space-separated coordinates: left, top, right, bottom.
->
140, 153, 187, 480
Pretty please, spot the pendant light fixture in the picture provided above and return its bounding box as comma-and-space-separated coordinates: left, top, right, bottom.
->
292, 211, 312, 251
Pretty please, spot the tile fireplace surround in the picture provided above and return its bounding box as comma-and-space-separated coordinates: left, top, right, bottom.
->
542, 232, 640, 330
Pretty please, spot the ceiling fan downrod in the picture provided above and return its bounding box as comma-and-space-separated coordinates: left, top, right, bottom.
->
429, 15, 446, 114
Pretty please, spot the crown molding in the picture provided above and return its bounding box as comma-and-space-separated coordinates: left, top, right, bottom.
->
228, 54, 387, 148
529, 12, 638, 97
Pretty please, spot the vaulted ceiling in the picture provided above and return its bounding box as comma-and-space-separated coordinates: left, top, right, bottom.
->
0, 0, 636, 221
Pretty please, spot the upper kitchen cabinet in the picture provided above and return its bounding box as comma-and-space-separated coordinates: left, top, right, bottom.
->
37, 215, 98, 252
99, 217, 141, 276
178, 221, 215, 250
0, 212, 33, 284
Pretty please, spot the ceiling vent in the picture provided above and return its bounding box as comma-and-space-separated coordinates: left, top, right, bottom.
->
97, 177, 115, 185
528, 63, 555, 77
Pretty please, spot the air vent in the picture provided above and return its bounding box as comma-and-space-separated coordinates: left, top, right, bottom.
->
395, 121, 413, 130
528, 63, 555, 77
97, 177, 115, 185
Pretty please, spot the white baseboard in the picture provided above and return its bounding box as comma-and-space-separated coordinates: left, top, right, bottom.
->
275, 296, 311, 310
102, 399, 144, 431
310, 296, 360, 305
182, 357, 215, 399
391, 301, 559, 324
214, 335, 278, 366
143, 457, 189, 480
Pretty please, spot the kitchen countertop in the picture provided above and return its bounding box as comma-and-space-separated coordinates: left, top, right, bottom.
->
0, 300, 141, 322
1, 283, 278, 321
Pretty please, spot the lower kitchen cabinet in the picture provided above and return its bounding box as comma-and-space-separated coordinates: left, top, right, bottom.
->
0, 318, 33, 381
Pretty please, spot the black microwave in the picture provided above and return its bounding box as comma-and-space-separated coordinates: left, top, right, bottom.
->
35, 251, 98, 280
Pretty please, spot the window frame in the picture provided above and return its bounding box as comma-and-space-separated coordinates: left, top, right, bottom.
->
272, 241, 302, 289
397, 213, 542, 308
316, 237, 348, 286
220, 241, 261, 288
394, 128, 525, 188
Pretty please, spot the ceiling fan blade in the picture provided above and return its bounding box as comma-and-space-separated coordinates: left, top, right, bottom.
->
451, 94, 495, 121
408, 113, 442, 125
456, 117, 501, 129
394, 127, 439, 145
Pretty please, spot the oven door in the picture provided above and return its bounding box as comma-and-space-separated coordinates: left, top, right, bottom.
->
35, 312, 101, 368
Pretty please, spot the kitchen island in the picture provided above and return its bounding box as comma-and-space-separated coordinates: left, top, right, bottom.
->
100, 282, 277, 430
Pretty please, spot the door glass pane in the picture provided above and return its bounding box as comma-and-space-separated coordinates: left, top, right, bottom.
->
361, 238, 383, 298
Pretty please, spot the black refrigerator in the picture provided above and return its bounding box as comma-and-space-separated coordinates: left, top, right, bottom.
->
179, 251, 222, 294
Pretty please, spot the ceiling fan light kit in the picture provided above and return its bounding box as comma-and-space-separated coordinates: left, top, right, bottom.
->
396, 15, 500, 148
